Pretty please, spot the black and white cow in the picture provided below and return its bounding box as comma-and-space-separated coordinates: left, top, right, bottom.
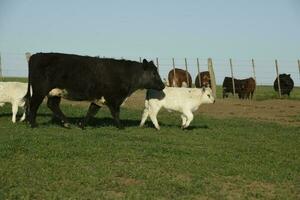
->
25, 53, 165, 129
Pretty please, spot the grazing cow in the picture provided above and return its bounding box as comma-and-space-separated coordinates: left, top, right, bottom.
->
273, 74, 294, 96
222, 77, 255, 99
25, 53, 165, 129
240, 77, 256, 99
168, 68, 192, 87
195, 71, 211, 88
140, 87, 215, 130
0, 82, 27, 123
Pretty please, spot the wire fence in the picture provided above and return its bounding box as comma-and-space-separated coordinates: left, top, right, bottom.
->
0, 52, 299, 87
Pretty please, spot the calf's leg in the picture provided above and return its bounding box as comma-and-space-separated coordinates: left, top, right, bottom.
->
149, 107, 160, 130
181, 114, 187, 128
11, 103, 18, 123
140, 108, 149, 127
182, 110, 194, 129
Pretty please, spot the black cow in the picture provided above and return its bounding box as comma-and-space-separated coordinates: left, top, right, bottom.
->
25, 53, 165, 129
273, 74, 294, 96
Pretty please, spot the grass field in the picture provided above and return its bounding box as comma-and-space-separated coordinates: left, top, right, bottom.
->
0, 77, 299, 199
0, 104, 299, 199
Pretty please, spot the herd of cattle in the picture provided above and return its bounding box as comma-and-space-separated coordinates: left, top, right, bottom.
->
166, 67, 294, 99
0, 53, 296, 130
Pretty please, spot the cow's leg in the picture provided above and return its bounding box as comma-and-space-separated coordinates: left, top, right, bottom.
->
29, 93, 45, 128
108, 104, 123, 129
140, 108, 149, 127
181, 114, 187, 128
78, 103, 101, 129
182, 110, 193, 129
11, 103, 18, 123
47, 96, 70, 128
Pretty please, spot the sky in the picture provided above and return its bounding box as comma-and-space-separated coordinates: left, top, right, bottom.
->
0, 0, 299, 84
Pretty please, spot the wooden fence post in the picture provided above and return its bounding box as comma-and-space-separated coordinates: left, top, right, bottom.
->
25, 52, 31, 63
184, 58, 189, 87
0, 52, 2, 80
156, 57, 159, 74
197, 58, 201, 87
172, 58, 176, 86
298, 59, 300, 80
208, 58, 217, 98
229, 58, 236, 97
139, 57, 142, 63
275, 59, 281, 98
251, 58, 257, 99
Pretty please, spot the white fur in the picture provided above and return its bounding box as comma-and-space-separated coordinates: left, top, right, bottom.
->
0, 82, 28, 123
140, 87, 215, 130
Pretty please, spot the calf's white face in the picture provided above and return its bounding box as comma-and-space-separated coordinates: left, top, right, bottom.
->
201, 87, 215, 104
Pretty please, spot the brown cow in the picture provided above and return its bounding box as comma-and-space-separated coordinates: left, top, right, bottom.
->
240, 77, 256, 99
168, 68, 192, 87
195, 71, 211, 88
222, 77, 256, 99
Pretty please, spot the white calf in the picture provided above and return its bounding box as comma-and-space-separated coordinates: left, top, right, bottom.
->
0, 82, 28, 123
140, 87, 215, 130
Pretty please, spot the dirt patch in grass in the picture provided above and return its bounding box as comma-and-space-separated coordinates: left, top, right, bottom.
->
61, 90, 300, 126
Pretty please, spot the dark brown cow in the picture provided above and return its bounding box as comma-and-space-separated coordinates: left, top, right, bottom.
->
222, 77, 256, 99
240, 77, 256, 99
168, 68, 192, 87
195, 71, 211, 88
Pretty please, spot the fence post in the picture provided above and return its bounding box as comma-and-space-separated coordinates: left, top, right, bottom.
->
172, 58, 176, 86
0, 52, 2, 80
208, 58, 217, 98
25, 52, 31, 63
184, 58, 190, 87
197, 58, 201, 87
229, 58, 236, 97
139, 57, 142, 63
298, 59, 300, 80
251, 58, 257, 99
275, 59, 281, 98
156, 57, 159, 74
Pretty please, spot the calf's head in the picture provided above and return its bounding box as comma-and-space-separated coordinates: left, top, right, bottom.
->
201, 87, 215, 104
141, 59, 165, 91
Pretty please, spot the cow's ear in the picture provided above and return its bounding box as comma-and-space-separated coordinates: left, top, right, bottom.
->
142, 59, 148, 70
149, 60, 154, 65
288, 74, 290, 76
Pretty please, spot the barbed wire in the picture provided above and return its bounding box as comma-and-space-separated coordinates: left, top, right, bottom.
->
0, 52, 299, 86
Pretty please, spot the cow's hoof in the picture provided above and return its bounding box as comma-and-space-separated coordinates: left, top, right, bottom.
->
30, 123, 38, 128
117, 125, 125, 130
63, 123, 71, 129
78, 122, 86, 130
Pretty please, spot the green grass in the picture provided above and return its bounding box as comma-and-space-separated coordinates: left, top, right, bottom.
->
0, 103, 299, 199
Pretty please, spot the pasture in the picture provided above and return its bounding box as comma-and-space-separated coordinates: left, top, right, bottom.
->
0, 78, 300, 199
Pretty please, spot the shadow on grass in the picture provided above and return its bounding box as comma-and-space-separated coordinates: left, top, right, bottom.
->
41, 116, 141, 128
142, 121, 210, 130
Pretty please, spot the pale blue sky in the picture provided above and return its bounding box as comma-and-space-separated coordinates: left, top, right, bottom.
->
0, 0, 299, 84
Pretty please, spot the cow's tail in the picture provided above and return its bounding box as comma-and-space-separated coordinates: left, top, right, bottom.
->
23, 57, 33, 121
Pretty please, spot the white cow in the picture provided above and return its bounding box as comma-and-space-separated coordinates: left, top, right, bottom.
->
140, 87, 215, 130
0, 82, 27, 123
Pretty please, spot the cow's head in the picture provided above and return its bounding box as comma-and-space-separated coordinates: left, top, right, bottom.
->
141, 59, 165, 91
201, 87, 215, 104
